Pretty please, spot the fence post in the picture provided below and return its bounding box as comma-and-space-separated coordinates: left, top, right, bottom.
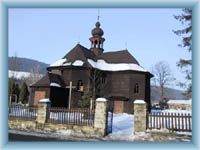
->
94, 98, 108, 137
134, 99, 147, 134
36, 99, 51, 129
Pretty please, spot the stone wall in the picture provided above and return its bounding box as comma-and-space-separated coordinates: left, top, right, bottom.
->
9, 118, 103, 138
94, 98, 108, 136
9, 98, 108, 138
9, 119, 36, 131
134, 100, 147, 134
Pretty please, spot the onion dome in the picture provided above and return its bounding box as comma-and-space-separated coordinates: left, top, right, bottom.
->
91, 21, 104, 36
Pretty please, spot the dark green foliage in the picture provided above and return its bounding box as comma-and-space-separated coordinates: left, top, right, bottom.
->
78, 92, 92, 108
19, 82, 29, 104
8, 78, 15, 95
173, 8, 192, 98
8, 78, 20, 103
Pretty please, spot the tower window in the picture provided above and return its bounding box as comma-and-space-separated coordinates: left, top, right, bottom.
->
77, 80, 84, 92
134, 83, 139, 94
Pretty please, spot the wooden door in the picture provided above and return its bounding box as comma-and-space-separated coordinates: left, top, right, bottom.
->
114, 101, 124, 113
34, 91, 46, 105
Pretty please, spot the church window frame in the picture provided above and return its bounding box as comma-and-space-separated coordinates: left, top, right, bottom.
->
134, 83, 140, 94
77, 80, 84, 92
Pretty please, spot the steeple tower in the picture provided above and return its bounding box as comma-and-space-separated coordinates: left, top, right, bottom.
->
89, 16, 105, 56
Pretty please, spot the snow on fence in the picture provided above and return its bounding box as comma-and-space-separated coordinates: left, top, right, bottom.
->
147, 112, 192, 132
9, 105, 38, 121
47, 107, 95, 126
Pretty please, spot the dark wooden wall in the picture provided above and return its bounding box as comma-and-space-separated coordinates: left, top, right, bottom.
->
62, 67, 90, 92
29, 87, 50, 106
30, 68, 151, 113
100, 71, 151, 113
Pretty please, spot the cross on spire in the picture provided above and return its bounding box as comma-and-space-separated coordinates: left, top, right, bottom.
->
97, 9, 100, 21
78, 34, 80, 44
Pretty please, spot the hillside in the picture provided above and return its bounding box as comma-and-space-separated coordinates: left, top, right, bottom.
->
8, 57, 49, 74
151, 86, 188, 104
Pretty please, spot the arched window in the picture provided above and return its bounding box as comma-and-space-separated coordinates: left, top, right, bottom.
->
77, 80, 84, 92
94, 40, 98, 48
134, 83, 139, 94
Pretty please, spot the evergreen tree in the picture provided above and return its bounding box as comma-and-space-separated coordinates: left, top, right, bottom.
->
173, 8, 192, 98
14, 83, 20, 103
8, 78, 20, 104
78, 91, 92, 108
8, 78, 15, 95
19, 82, 29, 104
8, 78, 15, 104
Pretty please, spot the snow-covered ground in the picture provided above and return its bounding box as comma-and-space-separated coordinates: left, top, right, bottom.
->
9, 70, 32, 79
161, 109, 192, 114
9, 70, 43, 79
167, 99, 192, 105
107, 113, 134, 140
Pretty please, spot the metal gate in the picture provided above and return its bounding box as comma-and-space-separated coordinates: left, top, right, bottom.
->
106, 108, 114, 134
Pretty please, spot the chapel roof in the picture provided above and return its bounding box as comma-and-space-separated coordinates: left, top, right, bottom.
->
47, 43, 149, 73
63, 44, 97, 62
30, 72, 66, 87
98, 50, 139, 64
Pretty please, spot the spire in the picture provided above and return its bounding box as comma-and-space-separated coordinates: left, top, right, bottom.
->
89, 11, 105, 56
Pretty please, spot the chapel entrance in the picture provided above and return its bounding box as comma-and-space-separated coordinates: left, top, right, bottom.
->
114, 101, 124, 113
50, 87, 69, 107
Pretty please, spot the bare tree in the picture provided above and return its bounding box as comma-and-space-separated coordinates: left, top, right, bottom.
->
25, 64, 43, 86
152, 61, 175, 100
89, 68, 103, 100
9, 52, 20, 79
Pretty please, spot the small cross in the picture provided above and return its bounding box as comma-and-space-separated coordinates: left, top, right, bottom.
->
78, 34, 80, 44
97, 9, 100, 21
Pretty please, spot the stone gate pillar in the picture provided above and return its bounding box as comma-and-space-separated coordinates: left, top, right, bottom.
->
94, 98, 108, 137
134, 99, 147, 134
36, 99, 51, 128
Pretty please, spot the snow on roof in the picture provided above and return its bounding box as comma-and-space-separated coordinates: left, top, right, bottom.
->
134, 100, 146, 104
87, 59, 147, 72
50, 58, 84, 67
50, 82, 61, 87
39, 98, 51, 103
72, 60, 84, 66
50, 58, 67, 67
63, 62, 71, 66
167, 99, 192, 105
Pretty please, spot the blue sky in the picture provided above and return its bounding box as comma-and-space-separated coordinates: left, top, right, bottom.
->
8, 8, 191, 90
